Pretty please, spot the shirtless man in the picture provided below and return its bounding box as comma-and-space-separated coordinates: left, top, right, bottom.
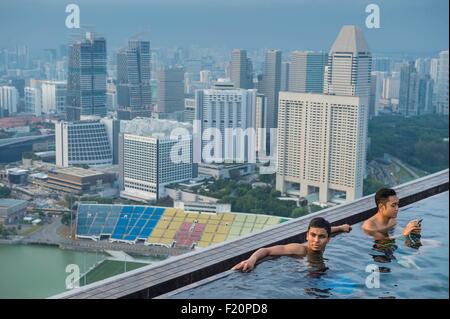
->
232, 217, 351, 272
362, 188, 421, 241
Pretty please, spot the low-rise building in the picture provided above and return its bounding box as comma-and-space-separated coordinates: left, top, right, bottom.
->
45, 167, 115, 195
0, 198, 28, 225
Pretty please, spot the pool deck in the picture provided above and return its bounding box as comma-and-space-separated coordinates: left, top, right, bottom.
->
50, 169, 448, 299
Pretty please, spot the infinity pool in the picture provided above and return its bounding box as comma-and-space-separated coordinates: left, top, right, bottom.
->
167, 191, 449, 299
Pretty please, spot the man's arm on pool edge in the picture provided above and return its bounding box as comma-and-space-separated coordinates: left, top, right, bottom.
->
232, 244, 307, 272
331, 224, 352, 234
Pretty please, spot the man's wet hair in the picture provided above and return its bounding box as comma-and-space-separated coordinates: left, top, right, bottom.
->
375, 188, 397, 209
307, 217, 331, 237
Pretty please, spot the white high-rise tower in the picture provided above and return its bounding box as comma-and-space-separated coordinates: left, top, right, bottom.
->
276, 26, 371, 204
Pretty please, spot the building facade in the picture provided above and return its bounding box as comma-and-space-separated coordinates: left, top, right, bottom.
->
288, 51, 328, 94
276, 92, 365, 203
119, 118, 194, 201
55, 120, 113, 167
66, 32, 107, 120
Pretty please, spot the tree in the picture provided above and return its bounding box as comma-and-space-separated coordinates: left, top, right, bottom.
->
363, 178, 388, 196
0, 186, 11, 198
291, 207, 308, 218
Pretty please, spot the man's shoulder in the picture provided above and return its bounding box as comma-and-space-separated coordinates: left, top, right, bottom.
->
285, 243, 307, 255
362, 216, 376, 230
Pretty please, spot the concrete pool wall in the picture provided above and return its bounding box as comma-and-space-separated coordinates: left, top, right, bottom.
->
51, 169, 449, 299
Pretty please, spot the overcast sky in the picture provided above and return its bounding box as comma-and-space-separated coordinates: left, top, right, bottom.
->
0, 0, 448, 55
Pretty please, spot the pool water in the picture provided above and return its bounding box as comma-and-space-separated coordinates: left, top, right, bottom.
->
168, 191, 449, 299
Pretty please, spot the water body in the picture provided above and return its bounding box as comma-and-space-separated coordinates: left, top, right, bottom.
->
0, 244, 105, 299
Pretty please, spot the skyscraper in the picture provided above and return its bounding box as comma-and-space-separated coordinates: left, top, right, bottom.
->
24, 86, 42, 116
195, 80, 257, 163
398, 61, 419, 117
0, 86, 19, 116
276, 25, 371, 203
370, 71, 388, 116
117, 40, 151, 111
324, 26, 372, 103
156, 66, 185, 114
417, 75, 434, 115
276, 93, 365, 203
41, 80, 67, 114
261, 49, 281, 129
325, 25, 371, 182
230, 49, 253, 89
288, 51, 328, 93
436, 50, 449, 115
280, 62, 290, 91
66, 32, 107, 121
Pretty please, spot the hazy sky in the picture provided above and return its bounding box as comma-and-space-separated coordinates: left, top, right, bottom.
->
0, 0, 448, 55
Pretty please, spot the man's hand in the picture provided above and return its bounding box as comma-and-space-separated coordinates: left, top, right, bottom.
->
232, 258, 256, 272
339, 224, 352, 233
403, 220, 422, 237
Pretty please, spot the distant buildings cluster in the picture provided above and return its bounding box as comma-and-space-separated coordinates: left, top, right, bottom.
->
0, 25, 448, 206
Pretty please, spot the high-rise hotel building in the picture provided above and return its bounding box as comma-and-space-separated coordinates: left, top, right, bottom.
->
276, 26, 372, 203
119, 118, 194, 202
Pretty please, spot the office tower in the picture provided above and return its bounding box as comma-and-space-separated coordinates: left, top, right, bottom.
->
276, 25, 371, 203
276, 93, 365, 203
41, 80, 67, 114
66, 32, 107, 121
24, 86, 42, 116
261, 49, 281, 129
373, 57, 391, 72
436, 50, 449, 115
10, 78, 25, 98
256, 74, 264, 92
117, 40, 151, 111
370, 71, 387, 116
288, 51, 328, 93
156, 66, 185, 114
119, 118, 194, 201
195, 80, 257, 163
324, 26, 372, 102
324, 25, 371, 156
0, 86, 19, 115
430, 58, 439, 83
280, 62, 290, 91
230, 49, 253, 89
185, 59, 202, 81
324, 25, 372, 178
55, 119, 113, 167
398, 61, 420, 117
415, 58, 431, 78
382, 73, 400, 100
106, 79, 117, 111
255, 93, 267, 153
417, 76, 434, 115
15, 45, 29, 69
184, 98, 196, 124
200, 70, 211, 86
